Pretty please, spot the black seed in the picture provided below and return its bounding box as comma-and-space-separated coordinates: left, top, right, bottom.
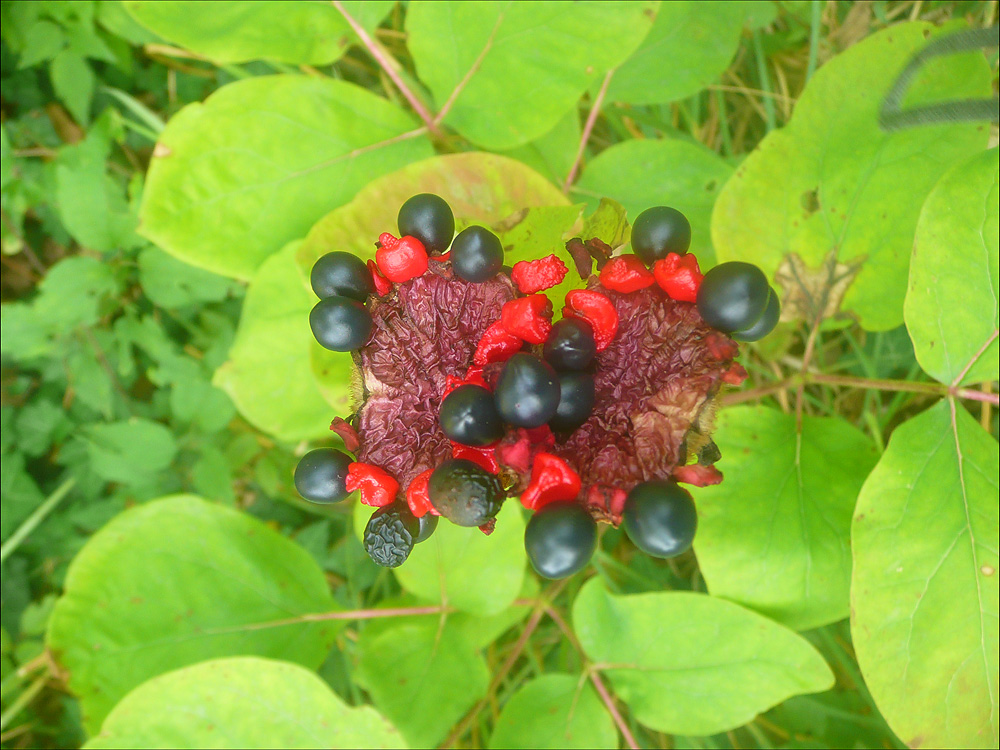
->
364, 502, 420, 567
732, 285, 781, 342
543, 318, 597, 372
310, 251, 374, 302
524, 501, 597, 579
398, 193, 455, 253
631, 206, 692, 264
623, 480, 697, 559
415, 513, 439, 543
549, 371, 594, 432
309, 295, 373, 351
696, 261, 770, 334
293, 448, 352, 504
439, 384, 504, 447
428, 458, 504, 527
451, 226, 504, 282
495, 353, 560, 428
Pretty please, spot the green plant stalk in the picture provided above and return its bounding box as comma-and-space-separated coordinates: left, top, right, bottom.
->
100, 85, 166, 133
714, 88, 732, 156
752, 30, 777, 131
807, 0, 823, 80
0, 477, 76, 564
0, 673, 48, 732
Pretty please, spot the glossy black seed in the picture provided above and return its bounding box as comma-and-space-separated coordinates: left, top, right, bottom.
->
415, 513, 439, 543
549, 372, 594, 432
524, 501, 597, 580
439, 384, 504, 447
495, 353, 561, 428
631, 206, 692, 265
364, 502, 419, 568
310, 251, 374, 302
451, 226, 504, 282
428, 458, 504, 527
398, 193, 455, 253
623, 480, 697, 559
543, 318, 597, 372
293, 448, 352, 504
309, 295, 372, 351
732, 285, 781, 342
696, 261, 770, 334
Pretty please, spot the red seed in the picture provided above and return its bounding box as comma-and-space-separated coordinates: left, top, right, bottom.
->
405, 468, 438, 518
520, 452, 582, 511
500, 294, 553, 345
375, 233, 429, 282
474, 321, 522, 366
562, 290, 618, 351
346, 462, 399, 507
652, 252, 703, 303
511, 255, 569, 294
599, 254, 655, 293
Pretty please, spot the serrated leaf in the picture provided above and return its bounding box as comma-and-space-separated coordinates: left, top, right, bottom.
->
711, 23, 991, 331
606, 1, 745, 105
694, 406, 878, 630
47, 495, 340, 734
84, 418, 177, 483
356, 621, 489, 749
353, 499, 526, 617
487, 673, 618, 749
852, 400, 999, 748
214, 241, 336, 443
905, 148, 999, 386
123, 1, 393, 65
139, 75, 432, 280
406, 1, 658, 149
50, 50, 94, 126
85, 657, 404, 749
575, 139, 733, 266
572, 579, 834, 736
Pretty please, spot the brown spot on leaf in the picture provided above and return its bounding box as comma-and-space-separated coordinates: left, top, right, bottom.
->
774, 250, 863, 322
153, 143, 172, 158
982, 565, 995, 576
801, 188, 820, 217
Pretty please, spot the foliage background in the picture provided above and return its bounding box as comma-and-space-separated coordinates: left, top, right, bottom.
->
0, 2, 997, 749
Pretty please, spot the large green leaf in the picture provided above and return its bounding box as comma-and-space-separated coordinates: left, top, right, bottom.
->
572, 579, 834, 736
353, 499, 526, 617
139, 75, 432, 280
47, 495, 340, 733
487, 673, 618, 749
711, 23, 990, 331
905, 148, 999, 386
852, 400, 999, 748
694, 406, 878, 630
605, 1, 745, 105
406, 2, 658, 149
86, 657, 404, 749
356, 620, 489, 748
214, 241, 345, 442
574, 139, 733, 266
124, 1, 393, 65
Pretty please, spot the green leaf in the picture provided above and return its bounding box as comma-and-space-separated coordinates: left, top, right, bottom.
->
905, 148, 999, 386
139, 75, 432, 280
694, 406, 878, 630
572, 579, 834, 736
500, 108, 581, 189
50, 50, 94, 126
85, 656, 404, 749
123, 1, 393, 65
574, 139, 733, 266
711, 23, 991, 331
214, 241, 340, 443
606, 1, 745, 105
406, 1, 658, 149
84, 418, 177, 484
487, 673, 618, 749
852, 400, 999, 748
17, 19, 66, 68
0, 452, 44, 542
137, 247, 234, 308
353, 499, 526, 617
356, 620, 489, 748
47, 495, 340, 734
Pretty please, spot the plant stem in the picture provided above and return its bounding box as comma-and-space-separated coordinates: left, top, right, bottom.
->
752, 30, 777, 131
331, 0, 439, 134
807, 1, 823, 80
0, 478, 76, 564
590, 670, 641, 750
563, 68, 616, 192
0, 674, 48, 732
